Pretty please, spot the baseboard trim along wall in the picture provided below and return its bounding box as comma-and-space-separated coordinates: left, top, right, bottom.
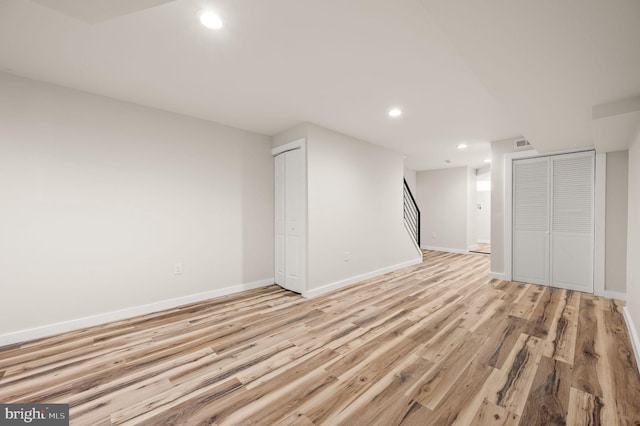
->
595, 290, 627, 301
303, 257, 423, 299
0, 278, 274, 347
623, 307, 640, 375
489, 272, 507, 280
421, 245, 468, 255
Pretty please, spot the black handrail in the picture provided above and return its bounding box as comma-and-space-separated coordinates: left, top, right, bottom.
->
403, 179, 420, 246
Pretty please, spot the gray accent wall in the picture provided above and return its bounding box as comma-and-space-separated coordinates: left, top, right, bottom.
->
627, 133, 640, 342
605, 150, 628, 294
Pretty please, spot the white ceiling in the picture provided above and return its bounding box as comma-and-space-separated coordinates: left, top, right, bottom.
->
1, 0, 638, 170
31, 0, 175, 23
419, 0, 640, 154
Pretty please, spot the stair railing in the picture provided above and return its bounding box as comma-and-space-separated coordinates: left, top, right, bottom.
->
403, 179, 420, 246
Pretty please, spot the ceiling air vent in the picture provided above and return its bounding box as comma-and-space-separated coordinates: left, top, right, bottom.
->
514, 139, 531, 150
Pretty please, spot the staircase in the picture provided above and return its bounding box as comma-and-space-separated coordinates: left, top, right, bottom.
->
403, 179, 420, 246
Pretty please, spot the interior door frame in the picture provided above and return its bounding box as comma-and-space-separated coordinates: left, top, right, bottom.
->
503, 148, 605, 295
272, 138, 307, 294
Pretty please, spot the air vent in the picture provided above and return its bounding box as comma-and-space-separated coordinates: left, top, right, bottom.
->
514, 139, 531, 150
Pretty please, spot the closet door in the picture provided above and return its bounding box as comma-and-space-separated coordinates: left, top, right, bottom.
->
274, 149, 304, 294
274, 154, 286, 286
284, 149, 304, 293
513, 157, 550, 285
550, 151, 594, 292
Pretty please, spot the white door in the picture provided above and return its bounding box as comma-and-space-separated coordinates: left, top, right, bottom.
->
274, 149, 304, 293
274, 154, 286, 286
513, 157, 550, 286
550, 152, 594, 292
512, 151, 594, 293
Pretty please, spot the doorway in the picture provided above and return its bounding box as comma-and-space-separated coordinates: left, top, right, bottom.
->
273, 140, 307, 294
471, 171, 491, 255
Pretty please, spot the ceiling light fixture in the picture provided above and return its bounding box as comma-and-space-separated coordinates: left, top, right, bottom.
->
388, 107, 402, 117
200, 11, 223, 29
457, 143, 468, 149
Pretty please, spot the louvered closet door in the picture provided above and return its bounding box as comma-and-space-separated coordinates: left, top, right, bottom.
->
550, 151, 594, 292
513, 157, 550, 286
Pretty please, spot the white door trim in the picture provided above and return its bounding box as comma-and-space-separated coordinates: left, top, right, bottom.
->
503, 147, 601, 284
272, 138, 306, 156
272, 138, 307, 294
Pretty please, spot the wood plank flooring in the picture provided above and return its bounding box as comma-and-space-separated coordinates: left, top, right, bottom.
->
1, 250, 639, 425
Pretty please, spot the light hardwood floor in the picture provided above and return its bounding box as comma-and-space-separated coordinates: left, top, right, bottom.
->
1, 250, 639, 425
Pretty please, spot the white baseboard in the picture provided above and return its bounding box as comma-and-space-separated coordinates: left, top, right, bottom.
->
489, 272, 507, 280
303, 257, 423, 299
477, 239, 491, 244
0, 278, 274, 347
594, 289, 627, 301
421, 245, 468, 255
468, 244, 479, 251
623, 307, 640, 376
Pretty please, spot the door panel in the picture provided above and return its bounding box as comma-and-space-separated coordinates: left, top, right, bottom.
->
513, 231, 549, 285
274, 154, 286, 285
284, 149, 303, 293
551, 233, 593, 291
513, 157, 550, 285
550, 152, 594, 292
274, 148, 304, 294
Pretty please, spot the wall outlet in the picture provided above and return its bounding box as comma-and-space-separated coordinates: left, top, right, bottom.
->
174, 263, 183, 275
344, 251, 350, 262
431, 231, 437, 239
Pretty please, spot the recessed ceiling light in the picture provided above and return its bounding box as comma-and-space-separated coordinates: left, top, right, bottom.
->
457, 143, 468, 149
484, 158, 491, 163
388, 107, 402, 117
200, 11, 223, 29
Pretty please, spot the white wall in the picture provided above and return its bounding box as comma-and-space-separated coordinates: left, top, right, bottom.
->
404, 167, 417, 194
272, 123, 309, 148
305, 124, 420, 293
606, 151, 628, 294
626, 132, 640, 356
416, 167, 469, 252
0, 73, 274, 340
476, 165, 490, 176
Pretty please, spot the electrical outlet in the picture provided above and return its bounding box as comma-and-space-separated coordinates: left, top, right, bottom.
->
344, 251, 350, 262
431, 231, 437, 239
174, 263, 183, 275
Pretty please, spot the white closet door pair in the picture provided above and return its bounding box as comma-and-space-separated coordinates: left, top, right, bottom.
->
513, 151, 594, 293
